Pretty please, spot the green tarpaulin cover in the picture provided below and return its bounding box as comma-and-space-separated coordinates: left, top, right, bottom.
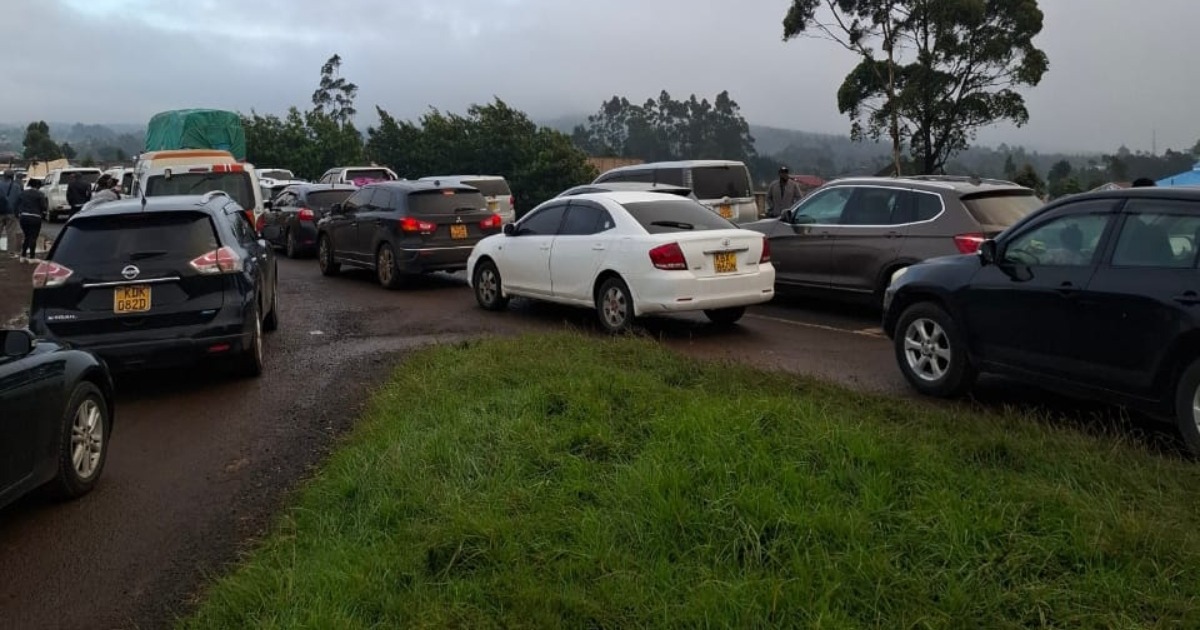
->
144, 109, 246, 160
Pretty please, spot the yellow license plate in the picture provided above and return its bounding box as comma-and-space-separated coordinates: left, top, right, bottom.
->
450, 224, 469, 239
718, 205, 734, 219
487, 200, 499, 211
714, 252, 738, 274
114, 285, 151, 314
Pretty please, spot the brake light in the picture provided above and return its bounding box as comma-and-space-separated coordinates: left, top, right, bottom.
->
480, 213, 503, 230
760, 237, 771, 264
400, 216, 436, 233
255, 213, 266, 233
32, 261, 73, 288
298, 207, 315, 222
210, 163, 244, 173
649, 242, 688, 270
190, 246, 243, 274
953, 233, 987, 254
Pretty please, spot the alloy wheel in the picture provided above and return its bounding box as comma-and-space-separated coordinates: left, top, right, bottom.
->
602, 286, 628, 329
71, 399, 104, 480
903, 317, 952, 382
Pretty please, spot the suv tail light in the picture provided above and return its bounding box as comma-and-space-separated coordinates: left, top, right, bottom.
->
953, 233, 987, 254
649, 242, 688, 270
298, 207, 315, 222
480, 213, 503, 230
400, 217, 436, 233
32, 261, 74, 288
190, 246, 243, 274
759, 237, 771, 264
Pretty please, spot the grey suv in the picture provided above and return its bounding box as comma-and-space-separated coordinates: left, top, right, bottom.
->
745, 176, 1043, 304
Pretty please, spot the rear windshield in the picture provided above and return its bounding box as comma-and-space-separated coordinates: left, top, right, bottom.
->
462, 179, 511, 197
258, 169, 294, 180
306, 190, 355, 211
690, 165, 753, 200
52, 213, 218, 267
961, 191, 1043, 227
623, 199, 738, 234
68, 172, 101, 186
408, 189, 487, 215
145, 172, 255, 210
346, 169, 395, 185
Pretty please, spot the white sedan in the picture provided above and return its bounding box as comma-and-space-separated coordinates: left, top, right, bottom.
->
466, 192, 776, 332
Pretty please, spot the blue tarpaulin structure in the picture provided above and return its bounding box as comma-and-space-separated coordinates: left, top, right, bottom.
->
1157, 162, 1200, 187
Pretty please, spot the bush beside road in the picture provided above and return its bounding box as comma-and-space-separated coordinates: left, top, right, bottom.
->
184, 333, 1200, 628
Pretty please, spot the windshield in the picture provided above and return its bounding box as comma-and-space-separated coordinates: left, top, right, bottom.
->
408, 190, 486, 215
53, 213, 218, 267
69, 172, 101, 186
346, 169, 396, 186
622, 199, 738, 234
962, 191, 1043, 228
306, 190, 355, 211
462, 179, 511, 197
258, 169, 294, 180
690, 165, 752, 200
145, 172, 255, 210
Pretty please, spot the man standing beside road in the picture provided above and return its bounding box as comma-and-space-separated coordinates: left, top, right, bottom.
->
16, 178, 48, 263
0, 171, 20, 256
66, 172, 91, 218
766, 166, 804, 218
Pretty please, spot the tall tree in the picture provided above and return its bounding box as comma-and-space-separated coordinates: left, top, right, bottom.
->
311, 54, 358, 125
22, 121, 63, 161
1012, 162, 1044, 196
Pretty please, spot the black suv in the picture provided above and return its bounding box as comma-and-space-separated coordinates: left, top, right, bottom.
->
884, 187, 1200, 452
29, 192, 279, 376
317, 181, 503, 288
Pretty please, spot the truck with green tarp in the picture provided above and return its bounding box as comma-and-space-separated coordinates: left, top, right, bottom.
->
143, 109, 246, 160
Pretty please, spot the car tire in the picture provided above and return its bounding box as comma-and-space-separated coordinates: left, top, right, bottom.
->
1173, 358, 1200, 456
893, 301, 976, 397
705, 307, 746, 327
473, 260, 509, 311
263, 277, 279, 333
237, 303, 264, 378
44, 381, 109, 501
596, 276, 635, 334
376, 243, 405, 290
285, 229, 298, 259
318, 234, 339, 276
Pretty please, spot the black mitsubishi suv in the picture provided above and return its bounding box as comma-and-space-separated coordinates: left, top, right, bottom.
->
28, 192, 279, 376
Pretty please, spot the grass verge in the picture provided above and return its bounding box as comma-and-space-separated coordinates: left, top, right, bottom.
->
184, 332, 1200, 629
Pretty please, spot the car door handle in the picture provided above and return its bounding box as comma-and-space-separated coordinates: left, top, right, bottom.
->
592, 244, 606, 251
1174, 291, 1200, 306
539, 246, 552, 251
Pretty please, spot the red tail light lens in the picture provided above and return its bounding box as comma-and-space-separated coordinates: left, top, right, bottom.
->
254, 213, 266, 233
649, 242, 688, 270
298, 207, 315, 222
953, 233, 987, 254
190, 246, 243, 274
480, 213, 503, 230
32, 261, 74, 288
759, 237, 771, 264
400, 217, 437, 233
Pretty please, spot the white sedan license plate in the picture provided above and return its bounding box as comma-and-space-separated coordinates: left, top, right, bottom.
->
714, 252, 738, 274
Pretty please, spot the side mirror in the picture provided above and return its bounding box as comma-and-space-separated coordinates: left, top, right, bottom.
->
792, 214, 816, 225
779, 208, 794, 223
503, 223, 517, 237
978, 239, 998, 266
1, 329, 35, 359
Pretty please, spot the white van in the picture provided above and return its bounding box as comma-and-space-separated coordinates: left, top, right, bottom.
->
133, 149, 264, 222
418, 175, 515, 224
41, 167, 102, 221
592, 160, 759, 223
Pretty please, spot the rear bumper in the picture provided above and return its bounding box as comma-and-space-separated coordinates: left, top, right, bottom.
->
631, 265, 776, 315
291, 222, 319, 250
395, 245, 475, 273
77, 331, 252, 372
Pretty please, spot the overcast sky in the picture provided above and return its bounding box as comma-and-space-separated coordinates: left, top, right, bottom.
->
4, 0, 1196, 153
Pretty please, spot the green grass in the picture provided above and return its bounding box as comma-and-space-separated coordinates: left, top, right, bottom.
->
184, 333, 1200, 629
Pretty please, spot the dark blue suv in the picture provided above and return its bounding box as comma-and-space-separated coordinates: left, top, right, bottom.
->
28, 192, 279, 376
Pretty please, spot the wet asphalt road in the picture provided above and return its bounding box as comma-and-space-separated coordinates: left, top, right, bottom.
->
0, 252, 1170, 629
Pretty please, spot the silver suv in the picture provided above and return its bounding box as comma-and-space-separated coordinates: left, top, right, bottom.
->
745, 176, 1043, 304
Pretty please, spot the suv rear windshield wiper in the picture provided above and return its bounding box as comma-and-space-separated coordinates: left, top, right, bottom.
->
650, 221, 695, 230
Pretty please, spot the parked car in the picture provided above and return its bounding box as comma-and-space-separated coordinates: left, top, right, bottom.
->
317, 181, 503, 288
0, 328, 114, 511
102, 167, 135, 196
261, 184, 357, 258
256, 168, 298, 183
418, 175, 515, 224
592, 160, 758, 223
558, 182, 697, 200
132, 150, 266, 225
41, 168, 102, 221
883, 187, 1200, 453
467, 192, 775, 332
317, 166, 399, 187
28, 191, 278, 376
745, 176, 1042, 305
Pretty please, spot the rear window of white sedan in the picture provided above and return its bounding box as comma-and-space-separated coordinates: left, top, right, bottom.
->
622, 199, 738, 234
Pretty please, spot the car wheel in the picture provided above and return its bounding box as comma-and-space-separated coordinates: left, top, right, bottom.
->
705, 307, 746, 327
318, 235, 339, 276
237, 303, 264, 378
1173, 358, 1200, 456
596, 277, 635, 334
263, 277, 279, 333
376, 243, 405, 290
894, 302, 976, 397
285, 229, 297, 259
45, 381, 109, 500
473, 260, 509, 311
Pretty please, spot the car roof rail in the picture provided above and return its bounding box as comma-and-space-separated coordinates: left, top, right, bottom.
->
199, 190, 231, 203
905, 174, 1018, 186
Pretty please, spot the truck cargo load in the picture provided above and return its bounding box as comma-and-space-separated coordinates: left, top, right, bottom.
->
144, 109, 246, 160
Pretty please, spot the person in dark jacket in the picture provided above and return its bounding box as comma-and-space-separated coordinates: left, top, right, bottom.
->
66, 172, 92, 218
0, 171, 19, 256
16, 179, 49, 262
